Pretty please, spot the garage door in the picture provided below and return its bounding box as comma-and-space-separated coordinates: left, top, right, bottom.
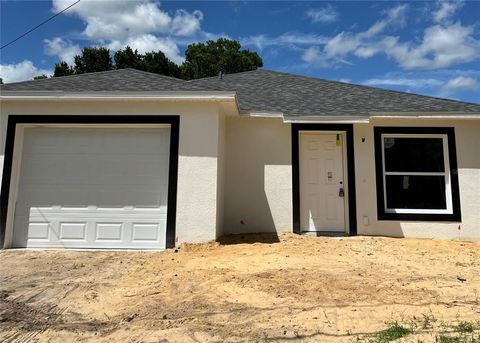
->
12, 127, 170, 249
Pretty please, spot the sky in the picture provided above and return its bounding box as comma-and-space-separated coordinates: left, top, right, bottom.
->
0, 0, 479, 103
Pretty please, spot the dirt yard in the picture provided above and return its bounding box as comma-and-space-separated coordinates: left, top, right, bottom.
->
0, 233, 479, 342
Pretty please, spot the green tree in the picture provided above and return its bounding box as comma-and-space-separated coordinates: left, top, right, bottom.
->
114, 46, 144, 70
33, 74, 48, 80
54, 61, 74, 77
0, 78, 3, 85
74, 47, 113, 74
143, 51, 180, 78
114, 47, 180, 78
181, 38, 263, 80
50, 39, 263, 80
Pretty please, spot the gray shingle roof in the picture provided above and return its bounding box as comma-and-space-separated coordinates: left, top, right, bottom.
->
2, 68, 479, 117
188, 69, 480, 116
0, 68, 191, 92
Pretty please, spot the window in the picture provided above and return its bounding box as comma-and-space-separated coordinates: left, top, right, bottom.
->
374, 127, 461, 221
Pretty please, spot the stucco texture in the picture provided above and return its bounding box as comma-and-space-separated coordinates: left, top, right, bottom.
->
223, 116, 292, 234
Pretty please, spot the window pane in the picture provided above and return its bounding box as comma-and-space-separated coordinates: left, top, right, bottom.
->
384, 137, 445, 172
385, 175, 447, 209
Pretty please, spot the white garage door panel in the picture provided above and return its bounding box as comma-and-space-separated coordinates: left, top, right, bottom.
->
13, 127, 170, 249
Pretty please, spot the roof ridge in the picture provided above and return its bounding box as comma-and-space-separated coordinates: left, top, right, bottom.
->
187, 68, 263, 83
121, 68, 186, 82
0, 68, 123, 86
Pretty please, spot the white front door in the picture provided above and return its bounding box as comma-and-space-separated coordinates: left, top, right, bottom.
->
300, 133, 346, 232
13, 127, 171, 249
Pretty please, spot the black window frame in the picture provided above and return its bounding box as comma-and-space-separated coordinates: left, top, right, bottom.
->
374, 127, 461, 222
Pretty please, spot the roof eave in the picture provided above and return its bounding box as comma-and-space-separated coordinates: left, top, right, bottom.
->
370, 111, 480, 119
283, 115, 370, 123
0, 91, 237, 102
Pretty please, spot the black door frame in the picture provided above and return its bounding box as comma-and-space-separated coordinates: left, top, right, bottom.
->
291, 123, 357, 235
0, 115, 180, 249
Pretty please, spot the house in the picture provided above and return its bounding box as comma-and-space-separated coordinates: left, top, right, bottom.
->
1, 68, 479, 250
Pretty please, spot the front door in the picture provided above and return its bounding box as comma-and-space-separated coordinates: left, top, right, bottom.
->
300, 133, 346, 232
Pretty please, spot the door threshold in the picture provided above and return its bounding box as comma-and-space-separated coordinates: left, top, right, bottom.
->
302, 231, 347, 237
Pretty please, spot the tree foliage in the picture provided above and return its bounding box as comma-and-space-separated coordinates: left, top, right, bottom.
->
73, 47, 113, 74
114, 47, 180, 78
54, 62, 74, 77
50, 38, 262, 80
181, 38, 263, 80
33, 75, 48, 80
113, 46, 143, 70
143, 51, 181, 78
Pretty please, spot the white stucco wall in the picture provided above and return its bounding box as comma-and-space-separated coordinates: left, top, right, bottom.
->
354, 119, 480, 241
2, 100, 479, 244
223, 116, 292, 234
0, 100, 225, 245
222, 116, 480, 241
215, 111, 227, 239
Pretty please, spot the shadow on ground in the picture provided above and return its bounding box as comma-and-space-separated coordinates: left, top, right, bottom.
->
217, 233, 281, 245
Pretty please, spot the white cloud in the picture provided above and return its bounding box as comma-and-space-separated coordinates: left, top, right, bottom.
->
354, 45, 381, 58
171, 10, 204, 36
44, 37, 81, 65
306, 5, 338, 24
362, 4, 408, 38
303, 5, 407, 66
242, 32, 329, 51
0, 60, 52, 83
443, 76, 478, 90
299, 2, 479, 70
320, 4, 408, 62
246, 6, 409, 66
382, 23, 478, 69
302, 46, 352, 68
108, 34, 184, 64
364, 77, 444, 89
302, 47, 328, 67
324, 32, 360, 59
52, 0, 184, 39
361, 70, 479, 100
51, 0, 204, 63
433, 0, 463, 23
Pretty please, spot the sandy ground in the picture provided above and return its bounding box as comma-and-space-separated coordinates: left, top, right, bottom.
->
0, 233, 479, 342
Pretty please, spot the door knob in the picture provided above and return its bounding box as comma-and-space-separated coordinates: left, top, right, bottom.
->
339, 188, 345, 197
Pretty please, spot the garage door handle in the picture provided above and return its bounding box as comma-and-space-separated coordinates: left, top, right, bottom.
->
339, 188, 345, 197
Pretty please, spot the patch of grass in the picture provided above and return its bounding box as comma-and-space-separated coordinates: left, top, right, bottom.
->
454, 322, 476, 333
436, 336, 463, 343
368, 322, 412, 342
435, 334, 480, 343
415, 313, 437, 330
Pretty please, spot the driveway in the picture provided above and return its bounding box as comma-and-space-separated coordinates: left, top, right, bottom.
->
0, 233, 479, 342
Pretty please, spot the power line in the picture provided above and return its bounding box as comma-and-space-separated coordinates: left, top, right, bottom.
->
0, 0, 81, 50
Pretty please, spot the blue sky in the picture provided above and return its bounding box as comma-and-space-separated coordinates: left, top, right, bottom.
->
0, 0, 479, 103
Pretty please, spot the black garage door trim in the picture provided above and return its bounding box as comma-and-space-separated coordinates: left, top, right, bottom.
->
0, 115, 180, 249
